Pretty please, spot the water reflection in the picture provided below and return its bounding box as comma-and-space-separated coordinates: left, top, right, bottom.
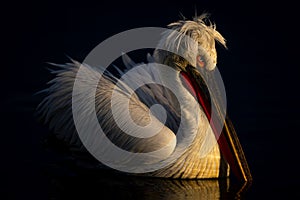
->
44, 165, 251, 200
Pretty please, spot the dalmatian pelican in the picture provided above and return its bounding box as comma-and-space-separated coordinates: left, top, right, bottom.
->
37, 13, 252, 182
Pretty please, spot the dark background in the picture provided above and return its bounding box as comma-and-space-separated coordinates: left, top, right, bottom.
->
2, 0, 299, 199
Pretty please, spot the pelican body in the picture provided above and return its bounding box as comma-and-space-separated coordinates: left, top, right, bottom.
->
37, 13, 251, 181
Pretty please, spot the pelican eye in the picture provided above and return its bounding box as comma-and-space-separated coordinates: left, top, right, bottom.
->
197, 55, 205, 68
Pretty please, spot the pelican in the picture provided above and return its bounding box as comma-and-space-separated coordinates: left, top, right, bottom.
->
37, 13, 252, 181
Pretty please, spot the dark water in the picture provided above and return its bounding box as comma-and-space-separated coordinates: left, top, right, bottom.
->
35, 168, 248, 200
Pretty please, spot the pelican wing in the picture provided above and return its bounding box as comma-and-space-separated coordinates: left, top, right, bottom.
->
36, 57, 177, 158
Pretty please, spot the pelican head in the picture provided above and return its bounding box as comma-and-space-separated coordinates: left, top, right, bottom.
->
154, 13, 227, 71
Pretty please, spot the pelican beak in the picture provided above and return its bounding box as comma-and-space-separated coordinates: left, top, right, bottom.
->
182, 66, 252, 183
